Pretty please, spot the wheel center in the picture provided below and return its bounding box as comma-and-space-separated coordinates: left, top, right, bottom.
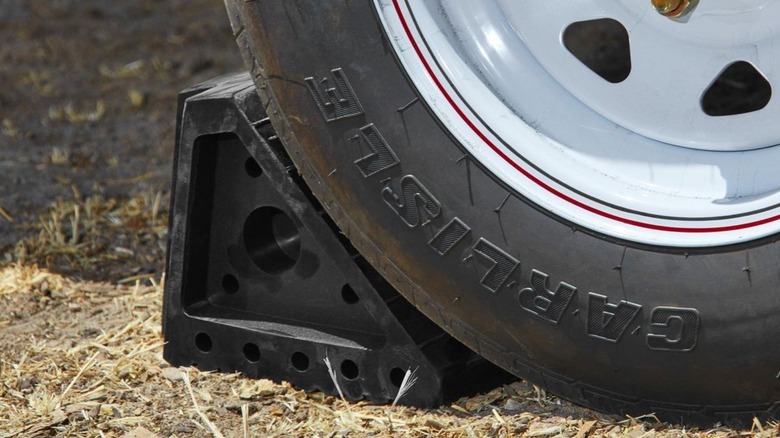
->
652, 0, 695, 18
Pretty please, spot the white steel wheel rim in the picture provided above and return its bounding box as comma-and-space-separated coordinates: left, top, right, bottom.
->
374, 0, 780, 247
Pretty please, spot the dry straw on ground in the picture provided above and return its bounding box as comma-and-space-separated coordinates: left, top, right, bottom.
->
1, 195, 779, 437
5, 190, 167, 282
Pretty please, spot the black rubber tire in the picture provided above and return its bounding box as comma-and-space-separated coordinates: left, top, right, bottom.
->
224, 0, 780, 426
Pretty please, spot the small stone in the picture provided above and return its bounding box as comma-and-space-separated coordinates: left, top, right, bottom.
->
161, 367, 184, 382
18, 377, 38, 392
238, 379, 276, 399
503, 398, 523, 413
425, 418, 445, 430
509, 381, 532, 396
173, 422, 196, 434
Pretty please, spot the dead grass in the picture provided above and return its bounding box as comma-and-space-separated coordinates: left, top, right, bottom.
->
0, 263, 769, 437
5, 189, 166, 282
1, 197, 779, 437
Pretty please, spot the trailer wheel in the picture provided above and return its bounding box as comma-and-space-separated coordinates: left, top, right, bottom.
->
225, 0, 780, 425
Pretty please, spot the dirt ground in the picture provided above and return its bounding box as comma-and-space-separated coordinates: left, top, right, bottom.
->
0, 1, 777, 437
0, 0, 240, 280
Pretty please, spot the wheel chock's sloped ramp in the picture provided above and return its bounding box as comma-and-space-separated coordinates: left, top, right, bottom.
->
162, 73, 514, 406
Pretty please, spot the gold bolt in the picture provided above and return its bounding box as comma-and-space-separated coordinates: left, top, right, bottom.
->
652, 0, 693, 17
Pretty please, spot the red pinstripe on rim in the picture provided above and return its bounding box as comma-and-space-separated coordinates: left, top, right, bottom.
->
390, 0, 780, 234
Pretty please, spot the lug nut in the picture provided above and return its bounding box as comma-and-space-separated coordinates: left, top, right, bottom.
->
652, 0, 693, 17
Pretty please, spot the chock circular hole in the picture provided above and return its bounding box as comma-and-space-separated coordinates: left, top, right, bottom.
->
222, 274, 239, 294
245, 157, 263, 177
390, 367, 405, 387
243, 207, 301, 274
243, 343, 261, 363
341, 284, 359, 304
195, 332, 212, 353
340, 359, 359, 380
292, 352, 310, 372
